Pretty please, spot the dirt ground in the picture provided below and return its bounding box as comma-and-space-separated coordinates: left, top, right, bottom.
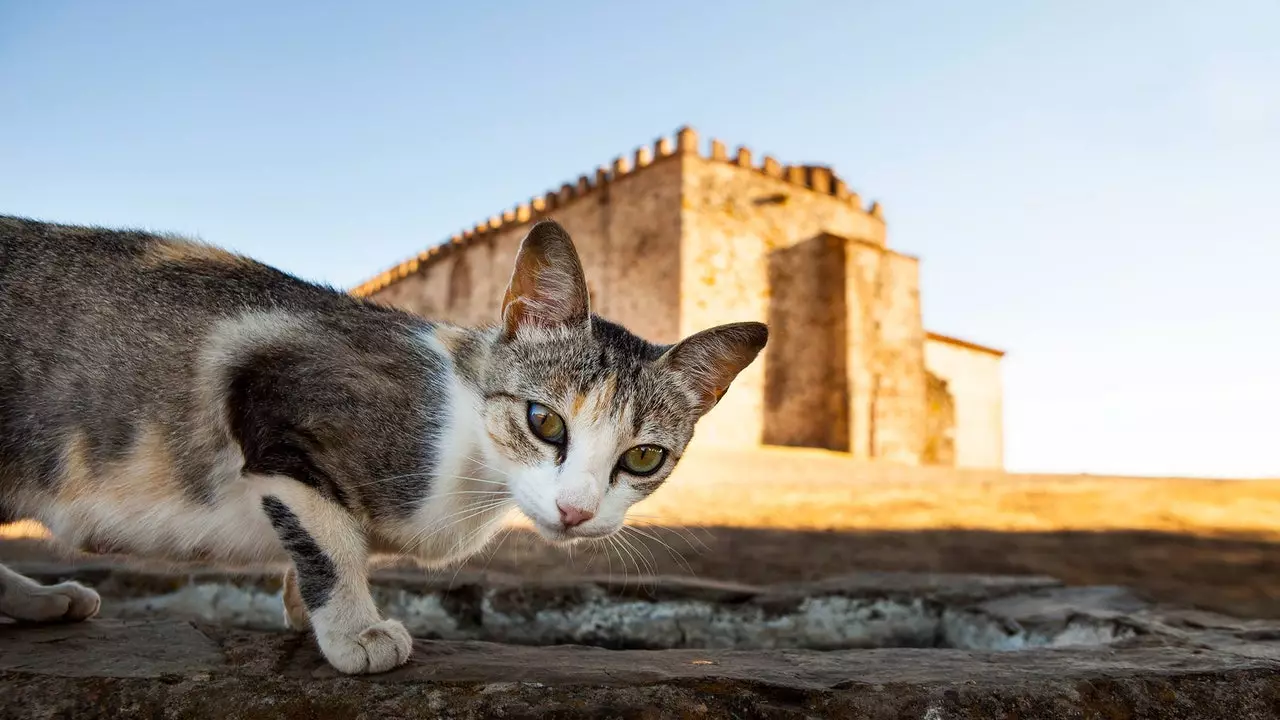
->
5, 446, 1279, 620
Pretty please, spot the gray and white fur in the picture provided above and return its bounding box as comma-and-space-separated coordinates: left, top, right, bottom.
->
0, 215, 767, 674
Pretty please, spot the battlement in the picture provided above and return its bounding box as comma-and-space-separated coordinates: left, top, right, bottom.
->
349, 126, 884, 297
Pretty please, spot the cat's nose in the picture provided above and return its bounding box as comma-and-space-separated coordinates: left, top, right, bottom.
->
557, 503, 595, 528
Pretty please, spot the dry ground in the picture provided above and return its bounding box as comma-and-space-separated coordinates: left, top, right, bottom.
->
5, 446, 1279, 618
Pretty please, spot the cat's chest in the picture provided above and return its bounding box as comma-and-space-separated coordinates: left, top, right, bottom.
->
375, 474, 512, 566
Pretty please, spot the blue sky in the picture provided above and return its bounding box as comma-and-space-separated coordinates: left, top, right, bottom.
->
2, 1, 1277, 478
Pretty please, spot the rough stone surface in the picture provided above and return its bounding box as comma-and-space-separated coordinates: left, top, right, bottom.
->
12, 562, 1134, 652
6, 562, 1280, 717
4, 618, 1280, 719
840, 236, 926, 463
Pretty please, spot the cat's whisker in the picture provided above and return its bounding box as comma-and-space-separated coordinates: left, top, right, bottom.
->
347, 471, 435, 488
615, 531, 649, 577
603, 537, 615, 580
617, 530, 659, 588
625, 517, 711, 553
473, 514, 512, 555
462, 455, 509, 476
446, 505, 513, 560
602, 535, 622, 585
623, 521, 702, 561
460, 454, 511, 478
621, 536, 650, 590
393, 491, 515, 556
468, 523, 514, 585
622, 525, 692, 577
635, 538, 662, 592
447, 474, 510, 485
428, 498, 512, 533
606, 534, 639, 589
624, 525, 698, 575
429, 489, 510, 499
580, 539, 600, 573
349, 471, 509, 490
395, 500, 504, 554
398, 498, 513, 556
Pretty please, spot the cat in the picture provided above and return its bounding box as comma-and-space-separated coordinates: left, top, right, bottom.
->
0, 215, 767, 674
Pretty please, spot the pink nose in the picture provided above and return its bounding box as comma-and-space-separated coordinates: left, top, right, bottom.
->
557, 503, 595, 528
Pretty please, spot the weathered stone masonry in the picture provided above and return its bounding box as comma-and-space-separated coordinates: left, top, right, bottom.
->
353, 127, 1004, 469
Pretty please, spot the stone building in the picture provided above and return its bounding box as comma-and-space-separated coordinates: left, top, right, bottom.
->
353, 127, 1005, 469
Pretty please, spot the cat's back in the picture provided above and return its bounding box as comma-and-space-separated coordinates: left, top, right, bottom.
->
0, 214, 422, 341
2, 214, 155, 304
0, 215, 438, 504
4, 214, 328, 316
1, 212, 433, 407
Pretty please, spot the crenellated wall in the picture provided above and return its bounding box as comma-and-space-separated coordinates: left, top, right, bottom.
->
354, 126, 885, 305
357, 126, 1004, 469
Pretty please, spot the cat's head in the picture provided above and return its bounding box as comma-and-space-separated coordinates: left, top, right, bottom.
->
481, 220, 767, 543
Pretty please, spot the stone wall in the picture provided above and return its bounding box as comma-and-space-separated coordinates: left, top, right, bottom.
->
763, 234, 849, 451
371, 154, 685, 345
924, 335, 1005, 469
677, 146, 885, 450
923, 371, 957, 465
844, 242, 926, 463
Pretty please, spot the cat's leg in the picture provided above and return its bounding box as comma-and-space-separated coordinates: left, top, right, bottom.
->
0, 562, 100, 622
260, 486, 411, 675
281, 565, 312, 631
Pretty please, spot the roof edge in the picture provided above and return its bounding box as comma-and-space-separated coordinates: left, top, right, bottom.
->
925, 331, 1006, 357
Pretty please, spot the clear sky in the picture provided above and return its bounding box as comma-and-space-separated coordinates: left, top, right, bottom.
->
2, 1, 1276, 478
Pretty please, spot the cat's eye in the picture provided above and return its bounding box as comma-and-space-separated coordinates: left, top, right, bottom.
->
619, 445, 666, 476
527, 402, 566, 444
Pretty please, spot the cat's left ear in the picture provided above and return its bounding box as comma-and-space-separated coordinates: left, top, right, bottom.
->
500, 220, 591, 339
657, 322, 769, 416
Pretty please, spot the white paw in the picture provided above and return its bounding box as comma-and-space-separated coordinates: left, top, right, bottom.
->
319, 618, 414, 675
3, 581, 101, 623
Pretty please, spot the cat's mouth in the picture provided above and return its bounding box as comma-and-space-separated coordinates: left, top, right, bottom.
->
528, 518, 616, 544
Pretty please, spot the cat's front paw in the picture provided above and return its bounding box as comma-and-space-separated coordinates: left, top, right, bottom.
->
4, 581, 101, 623
319, 618, 414, 674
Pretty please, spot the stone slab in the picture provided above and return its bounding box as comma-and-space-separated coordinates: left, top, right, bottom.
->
3, 620, 1280, 718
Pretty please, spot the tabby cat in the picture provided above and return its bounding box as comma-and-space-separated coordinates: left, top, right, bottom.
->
0, 215, 767, 674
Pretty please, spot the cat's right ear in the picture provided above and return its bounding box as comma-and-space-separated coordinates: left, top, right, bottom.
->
657, 321, 769, 416
500, 220, 591, 340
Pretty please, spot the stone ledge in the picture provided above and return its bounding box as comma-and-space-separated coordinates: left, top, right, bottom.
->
3, 620, 1280, 719
8, 560, 1280, 717
12, 563, 1123, 651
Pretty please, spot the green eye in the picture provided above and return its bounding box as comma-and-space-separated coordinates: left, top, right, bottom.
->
527, 402, 566, 444
619, 445, 666, 476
